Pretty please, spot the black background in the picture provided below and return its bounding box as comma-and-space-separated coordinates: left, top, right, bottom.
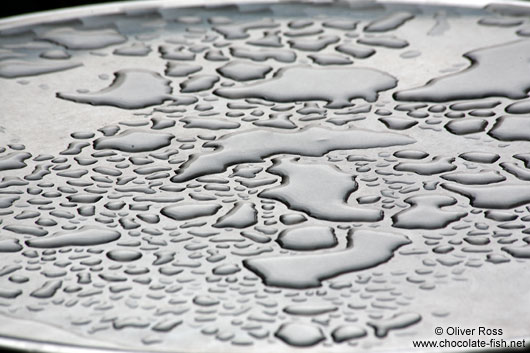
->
0, 1, 125, 19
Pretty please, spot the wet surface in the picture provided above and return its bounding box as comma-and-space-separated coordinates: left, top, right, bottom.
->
0, 0, 530, 352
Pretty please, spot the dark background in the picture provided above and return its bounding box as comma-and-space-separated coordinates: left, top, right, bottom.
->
0, 1, 127, 19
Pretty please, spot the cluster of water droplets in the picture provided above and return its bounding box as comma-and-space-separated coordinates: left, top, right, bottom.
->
1, 0, 530, 351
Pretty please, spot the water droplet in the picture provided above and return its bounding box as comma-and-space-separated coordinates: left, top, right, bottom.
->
367, 312, 421, 338
213, 18, 278, 40
113, 43, 151, 57
459, 151, 500, 164
172, 126, 414, 182
309, 53, 352, 66
180, 75, 219, 93
58, 70, 173, 109
30, 280, 62, 298
277, 226, 337, 251
0, 152, 31, 171
40, 49, 71, 60
107, 249, 142, 262
161, 203, 222, 221
213, 202, 257, 228
335, 43, 375, 59
395, 40, 530, 102
216, 66, 397, 109
275, 323, 325, 347
217, 61, 272, 81
364, 11, 414, 32
442, 183, 530, 209
489, 116, 530, 141
0, 239, 22, 252
193, 295, 220, 306
260, 157, 382, 222
379, 116, 418, 130
357, 35, 409, 49
212, 264, 241, 275
94, 129, 173, 153
441, 170, 505, 185
283, 304, 338, 316
331, 325, 367, 342
230, 46, 296, 63
395, 156, 456, 175
289, 35, 339, 51
445, 119, 488, 135
247, 30, 282, 47
26, 227, 120, 248
38, 27, 126, 50
244, 229, 410, 289
0, 60, 82, 78
181, 117, 240, 130
392, 195, 466, 229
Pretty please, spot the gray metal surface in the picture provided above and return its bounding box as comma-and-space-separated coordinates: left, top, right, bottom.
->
0, 0, 529, 352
